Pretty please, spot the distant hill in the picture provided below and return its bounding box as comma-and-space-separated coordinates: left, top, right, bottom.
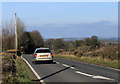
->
44, 37, 118, 42
99, 38, 118, 42
61, 37, 85, 42
44, 37, 85, 42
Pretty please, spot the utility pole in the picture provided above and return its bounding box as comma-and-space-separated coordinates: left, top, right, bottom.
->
15, 13, 18, 51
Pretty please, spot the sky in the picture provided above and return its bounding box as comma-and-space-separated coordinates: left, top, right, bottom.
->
2, 2, 118, 38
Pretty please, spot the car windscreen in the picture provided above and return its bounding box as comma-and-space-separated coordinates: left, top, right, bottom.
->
36, 49, 51, 53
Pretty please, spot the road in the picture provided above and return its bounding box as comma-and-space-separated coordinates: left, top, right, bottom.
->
22, 54, 119, 83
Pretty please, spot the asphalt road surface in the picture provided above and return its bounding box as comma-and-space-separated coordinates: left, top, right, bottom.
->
22, 54, 119, 84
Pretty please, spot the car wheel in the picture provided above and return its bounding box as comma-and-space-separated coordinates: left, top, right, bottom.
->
32, 61, 36, 64
50, 60, 53, 63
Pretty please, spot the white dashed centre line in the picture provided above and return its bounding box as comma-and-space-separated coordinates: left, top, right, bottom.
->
62, 64, 76, 70
54, 61, 115, 81
92, 76, 115, 80
70, 67, 75, 69
56, 62, 60, 64
62, 64, 70, 67
53, 61, 60, 64
76, 71, 93, 77
75, 71, 115, 81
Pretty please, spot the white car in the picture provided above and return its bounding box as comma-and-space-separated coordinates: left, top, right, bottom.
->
32, 48, 53, 64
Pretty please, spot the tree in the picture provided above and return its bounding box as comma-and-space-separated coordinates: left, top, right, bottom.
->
17, 17, 25, 35
53, 39, 66, 50
44, 39, 55, 49
2, 18, 26, 51
84, 38, 91, 46
17, 18, 26, 49
75, 40, 83, 48
91, 35, 100, 49
30, 30, 44, 48
2, 28, 10, 51
20, 32, 35, 54
68, 41, 75, 50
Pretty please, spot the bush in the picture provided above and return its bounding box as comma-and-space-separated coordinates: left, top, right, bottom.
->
74, 51, 78, 56
74, 46, 91, 57
100, 46, 118, 60
76, 51, 83, 57
2, 53, 18, 82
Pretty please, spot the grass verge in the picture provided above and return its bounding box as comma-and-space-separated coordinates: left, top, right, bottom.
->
54, 54, 120, 70
15, 56, 37, 82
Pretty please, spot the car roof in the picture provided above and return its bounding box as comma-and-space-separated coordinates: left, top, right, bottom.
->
34, 48, 51, 54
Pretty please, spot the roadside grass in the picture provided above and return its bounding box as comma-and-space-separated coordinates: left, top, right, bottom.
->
15, 56, 36, 82
54, 54, 120, 69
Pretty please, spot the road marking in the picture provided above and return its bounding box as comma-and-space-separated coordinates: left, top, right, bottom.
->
21, 55, 45, 84
54, 61, 115, 81
62, 64, 76, 70
70, 66, 75, 69
75, 71, 115, 81
56, 62, 60, 64
76, 71, 93, 77
92, 75, 115, 80
54, 61, 75, 69
54, 61, 75, 70
53, 61, 60, 64
62, 64, 70, 67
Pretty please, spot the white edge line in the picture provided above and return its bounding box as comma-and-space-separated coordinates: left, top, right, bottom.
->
21, 55, 45, 84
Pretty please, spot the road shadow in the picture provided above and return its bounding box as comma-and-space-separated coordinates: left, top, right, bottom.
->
34, 61, 56, 65
31, 65, 75, 82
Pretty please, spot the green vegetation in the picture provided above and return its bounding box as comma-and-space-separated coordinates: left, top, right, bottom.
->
46, 36, 118, 61
2, 17, 25, 51
2, 53, 17, 82
15, 57, 36, 82
54, 54, 119, 69
2, 17, 44, 54
2, 53, 36, 83
52, 40, 119, 69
